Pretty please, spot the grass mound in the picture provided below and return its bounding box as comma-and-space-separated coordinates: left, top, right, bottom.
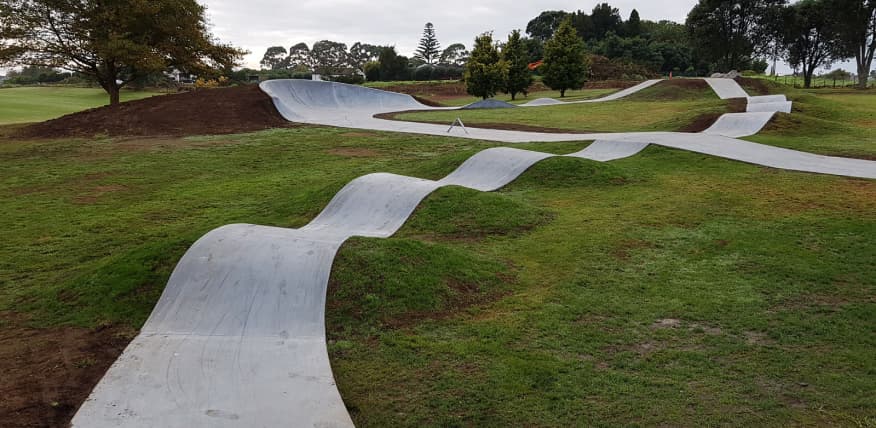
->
511, 156, 637, 188
402, 186, 554, 241
327, 238, 513, 336
626, 79, 717, 101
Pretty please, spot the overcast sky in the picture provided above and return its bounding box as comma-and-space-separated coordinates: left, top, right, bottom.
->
1, 0, 859, 76
199, 0, 859, 74
202, 0, 699, 68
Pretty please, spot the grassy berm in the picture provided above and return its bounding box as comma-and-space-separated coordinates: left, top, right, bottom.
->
0, 81, 874, 426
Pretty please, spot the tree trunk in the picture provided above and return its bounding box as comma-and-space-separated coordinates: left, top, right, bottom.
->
857, 59, 871, 89
560, 89, 566, 97
803, 70, 813, 88
108, 85, 120, 106
511, 92, 516, 101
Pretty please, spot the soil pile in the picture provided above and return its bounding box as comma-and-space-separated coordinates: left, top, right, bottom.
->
20, 85, 293, 138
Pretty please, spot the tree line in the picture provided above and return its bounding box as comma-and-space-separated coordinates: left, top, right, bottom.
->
522, 1, 874, 89
688, 0, 875, 88
2, 0, 873, 105
256, 23, 471, 82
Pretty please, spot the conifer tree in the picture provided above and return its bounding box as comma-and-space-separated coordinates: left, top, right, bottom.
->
542, 17, 589, 97
415, 23, 441, 64
464, 32, 508, 99
502, 30, 533, 100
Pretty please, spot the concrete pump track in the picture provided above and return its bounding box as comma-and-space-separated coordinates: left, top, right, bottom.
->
73, 79, 876, 427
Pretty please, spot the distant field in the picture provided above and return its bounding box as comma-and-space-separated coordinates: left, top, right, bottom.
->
750, 74, 874, 89
0, 86, 160, 125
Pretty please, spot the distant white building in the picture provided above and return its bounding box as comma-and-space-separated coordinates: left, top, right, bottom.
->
166, 69, 195, 84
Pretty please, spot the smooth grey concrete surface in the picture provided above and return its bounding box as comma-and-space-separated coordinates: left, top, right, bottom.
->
702, 112, 777, 138
704, 77, 750, 99
74, 77, 876, 428
747, 101, 793, 113
260, 78, 873, 178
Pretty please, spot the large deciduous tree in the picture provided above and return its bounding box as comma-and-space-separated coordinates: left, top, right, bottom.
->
378, 46, 409, 81
542, 17, 588, 97
828, 0, 876, 88
439, 43, 469, 66
0, 0, 244, 105
502, 30, 533, 100
464, 32, 507, 99
261, 46, 288, 70
415, 23, 441, 65
287, 43, 313, 71
526, 11, 569, 41
590, 3, 623, 39
311, 40, 349, 75
781, 0, 837, 88
686, 0, 786, 72
349, 42, 381, 71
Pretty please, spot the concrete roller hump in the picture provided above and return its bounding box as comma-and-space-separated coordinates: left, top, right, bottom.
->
74, 75, 875, 428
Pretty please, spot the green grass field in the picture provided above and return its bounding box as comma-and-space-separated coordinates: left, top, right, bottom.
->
1, 81, 874, 426
392, 80, 729, 131
751, 74, 875, 90
0, 86, 160, 125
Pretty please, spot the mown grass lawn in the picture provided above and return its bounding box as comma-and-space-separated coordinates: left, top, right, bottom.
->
0, 86, 160, 125
1, 85, 874, 426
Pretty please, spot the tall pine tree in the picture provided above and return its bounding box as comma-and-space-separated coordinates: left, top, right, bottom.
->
503, 30, 533, 100
542, 17, 588, 97
415, 23, 441, 64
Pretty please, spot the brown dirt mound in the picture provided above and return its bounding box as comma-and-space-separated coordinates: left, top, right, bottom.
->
736, 77, 771, 95
0, 319, 133, 428
20, 85, 294, 138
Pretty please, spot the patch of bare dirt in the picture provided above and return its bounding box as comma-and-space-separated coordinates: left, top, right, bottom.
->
677, 99, 748, 133
19, 85, 295, 139
612, 239, 657, 260
679, 113, 725, 133
0, 317, 134, 428
736, 77, 771, 95
71, 184, 127, 205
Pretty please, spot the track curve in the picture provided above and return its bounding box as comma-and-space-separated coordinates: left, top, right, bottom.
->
73, 78, 876, 427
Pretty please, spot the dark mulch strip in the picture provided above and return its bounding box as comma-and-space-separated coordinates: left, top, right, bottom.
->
0, 318, 133, 428
19, 85, 295, 139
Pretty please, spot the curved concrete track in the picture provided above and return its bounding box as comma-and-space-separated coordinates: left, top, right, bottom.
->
259, 78, 875, 178
74, 78, 876, 427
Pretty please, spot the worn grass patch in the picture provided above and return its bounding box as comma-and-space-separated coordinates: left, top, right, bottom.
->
400, 186, 554, 242
327, 238, 514, 336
